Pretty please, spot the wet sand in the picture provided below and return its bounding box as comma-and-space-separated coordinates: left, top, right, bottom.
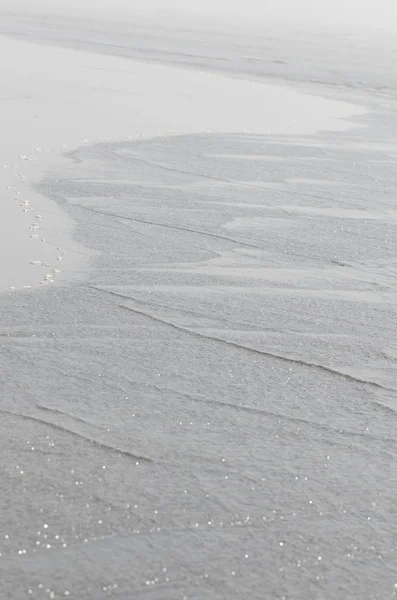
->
0, 33, 364, 292
1, 9, 397, 600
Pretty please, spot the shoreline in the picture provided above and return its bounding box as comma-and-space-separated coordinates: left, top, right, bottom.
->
1, 12, 397, 600
0, 30, 366, 294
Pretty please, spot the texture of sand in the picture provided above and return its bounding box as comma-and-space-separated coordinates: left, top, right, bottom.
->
0, 30, 365, 292
1, 7, 397, 600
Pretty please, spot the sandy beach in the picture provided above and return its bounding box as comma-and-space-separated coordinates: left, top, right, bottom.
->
1, 5, 397, 600
0, 30, 365, 293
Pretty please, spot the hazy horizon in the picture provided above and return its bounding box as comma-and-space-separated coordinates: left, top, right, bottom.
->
2, 0, 396, 33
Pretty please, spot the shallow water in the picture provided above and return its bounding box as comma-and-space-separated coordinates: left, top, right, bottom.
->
0, 31, 365, 293
1, 9, 397, 600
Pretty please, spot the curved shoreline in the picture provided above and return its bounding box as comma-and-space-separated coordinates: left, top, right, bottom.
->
0, 23, 366, 293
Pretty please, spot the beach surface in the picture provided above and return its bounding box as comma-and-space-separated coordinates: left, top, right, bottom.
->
0, 28, 365, 293
1, 7, 397, 600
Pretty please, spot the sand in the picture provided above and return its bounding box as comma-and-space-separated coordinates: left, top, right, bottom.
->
0, 31, 365, 292
0, 7, 397, 600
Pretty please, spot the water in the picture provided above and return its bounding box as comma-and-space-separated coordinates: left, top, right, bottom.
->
1, 8, 397, 600
0, 32, 363, 293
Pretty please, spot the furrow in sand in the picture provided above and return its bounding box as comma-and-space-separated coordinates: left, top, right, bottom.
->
76, 204, 265, 250
0, 408, 153, 463
36, 404, 106, 428
87, 285, 397, 396
112, 150, 237, 184
147, 384, 397, 445
76, 204, 353, 267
